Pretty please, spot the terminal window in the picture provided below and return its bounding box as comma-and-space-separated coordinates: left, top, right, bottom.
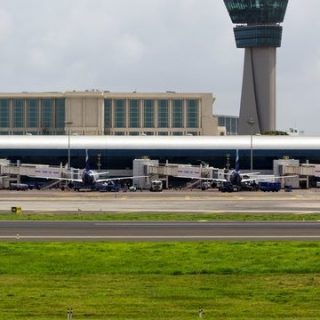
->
172, 100, 184, 128
143, 100, 154, 128
27, 99, 39, 128
0, 99, 9, 128
187, 100, 199, 128
129, 100, 140, 128
13, 99, 24, 128
104, 99, 112, 129
114, 100, 126, 128
158, 100, 169, 128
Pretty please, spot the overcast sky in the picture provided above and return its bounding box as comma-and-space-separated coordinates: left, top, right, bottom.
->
0, 0, 319, 134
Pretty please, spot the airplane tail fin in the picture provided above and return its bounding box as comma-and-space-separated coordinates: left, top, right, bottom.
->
235, 149, 240, 172
85, 149, 90, 170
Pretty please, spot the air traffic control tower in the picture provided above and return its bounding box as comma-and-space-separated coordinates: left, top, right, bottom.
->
224, 0, 288, 134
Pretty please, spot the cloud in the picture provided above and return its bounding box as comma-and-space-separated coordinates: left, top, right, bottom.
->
0, 0, 319, 134
0, 10, 13, 44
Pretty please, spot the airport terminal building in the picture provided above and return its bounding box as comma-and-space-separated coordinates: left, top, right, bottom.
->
0, 135, 320, 171
0, 91, 219, 136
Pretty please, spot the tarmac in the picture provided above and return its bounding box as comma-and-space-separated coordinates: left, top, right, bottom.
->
0, 189, 320, 213
1, 189, 320, 241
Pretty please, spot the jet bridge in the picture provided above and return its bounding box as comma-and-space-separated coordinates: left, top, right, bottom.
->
133, 158, 224, 189
145, 162, 227, 180
274, 159, 319, 189
0, 159, 82, 189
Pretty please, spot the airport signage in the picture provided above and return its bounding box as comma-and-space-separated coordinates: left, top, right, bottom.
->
177, 166, 201, 178
34, 167, 62, 179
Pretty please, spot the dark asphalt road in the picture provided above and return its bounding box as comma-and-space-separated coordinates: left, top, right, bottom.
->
1, 221, 320, 241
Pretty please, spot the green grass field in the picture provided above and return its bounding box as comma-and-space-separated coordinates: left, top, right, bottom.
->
1, 242, 320, 319
1, 211, 320, 221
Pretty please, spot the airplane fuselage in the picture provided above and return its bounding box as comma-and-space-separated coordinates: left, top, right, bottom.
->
81, 170, 97, 185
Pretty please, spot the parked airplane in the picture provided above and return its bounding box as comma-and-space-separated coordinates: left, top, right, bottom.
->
29, 150, 146, 191
222, 150, 260, 188
178, 150, 296, 191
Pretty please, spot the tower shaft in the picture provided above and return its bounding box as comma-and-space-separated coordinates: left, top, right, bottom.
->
239, 47, 276, 134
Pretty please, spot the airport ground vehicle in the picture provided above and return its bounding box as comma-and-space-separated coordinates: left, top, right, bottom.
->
201, 181, 211, 190
258, 181, 281, 192
9, 183, 29, 191
129, 185, 137, 192
240, 181, 259, 191
95, 181, 121, 192
218, 181, 240, 193
150, 180, 163, 192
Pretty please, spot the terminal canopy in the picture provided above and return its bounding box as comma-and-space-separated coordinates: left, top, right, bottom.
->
224, 0, 289, 24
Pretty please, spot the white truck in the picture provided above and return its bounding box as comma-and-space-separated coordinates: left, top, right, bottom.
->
150, 180, 163, 192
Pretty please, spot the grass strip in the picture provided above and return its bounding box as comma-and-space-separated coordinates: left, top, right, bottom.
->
1, 211, 320, 221
0, 242, 320, 319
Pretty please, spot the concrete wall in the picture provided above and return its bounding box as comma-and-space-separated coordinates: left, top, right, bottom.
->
65, 91, 104, 135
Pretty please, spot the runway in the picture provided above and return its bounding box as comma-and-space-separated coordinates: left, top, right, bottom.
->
1, 221, 320, 241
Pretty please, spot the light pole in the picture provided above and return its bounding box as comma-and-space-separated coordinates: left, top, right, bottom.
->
65, 121, 73, 169
247, 117, 255, 172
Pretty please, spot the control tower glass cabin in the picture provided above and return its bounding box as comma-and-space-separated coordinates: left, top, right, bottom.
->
224, 0, 288, 134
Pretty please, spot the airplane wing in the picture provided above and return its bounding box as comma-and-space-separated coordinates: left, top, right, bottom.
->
90, 171, 109, 177
240, 172, 260, 176
27, 175, 83, 182
241, 175, 298, 183
176, 176, 227, 182
223, 171, 260, 177
95, 175, 147, 183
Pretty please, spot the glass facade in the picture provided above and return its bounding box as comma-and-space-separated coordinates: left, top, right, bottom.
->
0, 97, 64, 134
41, 99, 53, 129
27, 99, 39, 128
217, 115, 239, 135
129, 100, 140, 128
224, 0, 288, 24
55, 98, 65, 129
143, 100, 154, 128
187, 100, 199, 128
114, 100, 126, 128
104, 99, 112, 129
0, 94, 212, 135
0, 99, 9, 128
13, 99, 24, 128
158, 100, 169, 128
234, 25, 283, 48
100, 97, 209, 135
225, 0, 288, 48
172, 100, 184, 128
